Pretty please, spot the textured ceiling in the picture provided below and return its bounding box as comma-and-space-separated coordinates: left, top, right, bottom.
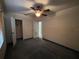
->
4, 0, 79, 14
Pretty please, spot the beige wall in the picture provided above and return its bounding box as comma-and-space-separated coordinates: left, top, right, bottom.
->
43, 5, 79, 51
22, 17, 33, 39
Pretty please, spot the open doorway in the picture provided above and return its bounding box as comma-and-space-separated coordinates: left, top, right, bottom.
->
38, 21, 42, 39
33, 21, 43, 39
15, 19, 23, 40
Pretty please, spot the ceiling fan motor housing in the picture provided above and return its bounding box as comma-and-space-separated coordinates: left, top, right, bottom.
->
32, 3, 44, 11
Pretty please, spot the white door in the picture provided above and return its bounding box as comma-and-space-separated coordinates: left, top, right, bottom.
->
11, 17, 16, 46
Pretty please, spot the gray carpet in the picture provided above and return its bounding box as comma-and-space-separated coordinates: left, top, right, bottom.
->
5, 39, 79, 59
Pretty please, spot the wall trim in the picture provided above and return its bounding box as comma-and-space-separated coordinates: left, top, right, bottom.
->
43, 38, 79, 54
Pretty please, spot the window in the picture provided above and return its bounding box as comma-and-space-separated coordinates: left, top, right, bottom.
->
0, 31, 4, 48
0, 13, 4, 48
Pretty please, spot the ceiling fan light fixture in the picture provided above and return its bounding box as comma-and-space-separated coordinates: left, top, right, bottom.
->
35, 10, 43, 17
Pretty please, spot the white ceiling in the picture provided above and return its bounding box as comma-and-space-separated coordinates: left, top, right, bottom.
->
4, 0, 79, 14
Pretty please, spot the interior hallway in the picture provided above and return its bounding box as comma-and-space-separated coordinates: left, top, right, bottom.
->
5, 38, 79, 59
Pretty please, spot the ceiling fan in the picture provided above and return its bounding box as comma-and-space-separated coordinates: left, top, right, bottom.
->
24, 3, 53, 17
22, 0, 55, 17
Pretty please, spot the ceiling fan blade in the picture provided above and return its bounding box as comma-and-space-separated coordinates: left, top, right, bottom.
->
31, 7, 35, 10
17, 10, 34, 15
44, 5, 57, 12
42, 14, 47, 16
44, 9, 50, 12
24, 13, 31, 15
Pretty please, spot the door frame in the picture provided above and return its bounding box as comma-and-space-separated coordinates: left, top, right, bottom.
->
15, 19, 23, 40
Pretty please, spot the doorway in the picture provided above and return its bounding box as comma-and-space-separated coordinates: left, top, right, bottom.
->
15, 19, 23, 40
33, 21, 43, 39
38, 21, 42, 39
